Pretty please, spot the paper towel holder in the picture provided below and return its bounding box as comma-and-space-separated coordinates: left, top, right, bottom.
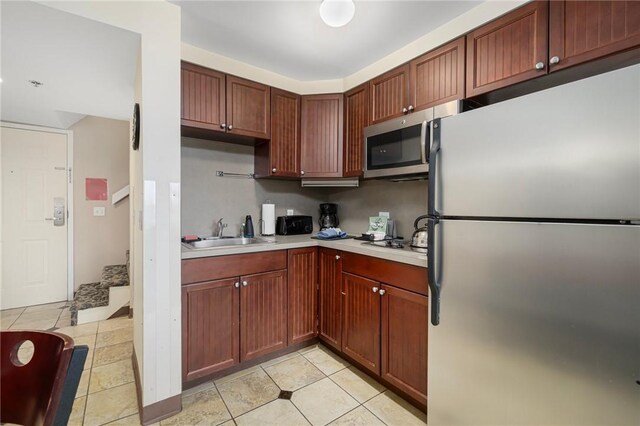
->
261, 200, 276, 236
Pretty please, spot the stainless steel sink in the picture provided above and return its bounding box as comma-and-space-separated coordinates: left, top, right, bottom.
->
183, 237, 273, 249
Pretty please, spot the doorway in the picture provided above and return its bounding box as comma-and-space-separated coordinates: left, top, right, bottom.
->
1, 124, 73, 309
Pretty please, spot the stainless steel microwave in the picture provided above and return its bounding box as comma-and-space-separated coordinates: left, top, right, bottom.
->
363, 101, 461, 179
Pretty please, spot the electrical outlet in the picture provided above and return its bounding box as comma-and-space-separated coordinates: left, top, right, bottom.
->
93, 206, 106, 217
287, 209, 294, 215
379, 211, 390, 218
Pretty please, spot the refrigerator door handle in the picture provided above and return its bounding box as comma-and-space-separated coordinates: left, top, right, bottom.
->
427, 217, 441, 326
428, 119, 441, 217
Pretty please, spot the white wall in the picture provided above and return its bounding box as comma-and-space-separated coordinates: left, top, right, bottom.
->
42, 0, 182, 410
71, 116, 130, 290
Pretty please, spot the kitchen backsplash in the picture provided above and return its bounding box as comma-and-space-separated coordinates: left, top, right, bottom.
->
181, 137, 427, 240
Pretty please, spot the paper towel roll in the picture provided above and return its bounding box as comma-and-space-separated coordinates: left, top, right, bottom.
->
261, 203, 276, 236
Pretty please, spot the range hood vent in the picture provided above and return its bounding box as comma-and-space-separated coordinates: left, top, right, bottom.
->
301, 178, 359, 188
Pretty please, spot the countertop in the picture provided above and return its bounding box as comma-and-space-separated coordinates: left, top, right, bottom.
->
181, 234, 427, 268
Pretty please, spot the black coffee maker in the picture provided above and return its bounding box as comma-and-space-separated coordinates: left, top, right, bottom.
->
319, 203, 339, 230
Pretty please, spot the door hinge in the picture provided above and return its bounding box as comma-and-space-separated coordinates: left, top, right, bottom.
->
68, 167, 72, 183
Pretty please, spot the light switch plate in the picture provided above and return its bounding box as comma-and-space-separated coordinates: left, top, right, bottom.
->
287, 209, 294, 215
93, 206, 106, 217
379, 211, 390, 218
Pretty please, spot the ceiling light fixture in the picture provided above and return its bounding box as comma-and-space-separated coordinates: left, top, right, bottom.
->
319, 0, 355, 28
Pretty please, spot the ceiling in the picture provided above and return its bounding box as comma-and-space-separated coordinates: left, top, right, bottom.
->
1, 1, 140, 129
174, 1, 481, 81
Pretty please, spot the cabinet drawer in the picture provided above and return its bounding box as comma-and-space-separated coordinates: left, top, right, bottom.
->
182, 250, 287, 284
342, 252, 427, 296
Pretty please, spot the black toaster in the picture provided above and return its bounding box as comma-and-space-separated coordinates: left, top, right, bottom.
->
276, 215, 313, 235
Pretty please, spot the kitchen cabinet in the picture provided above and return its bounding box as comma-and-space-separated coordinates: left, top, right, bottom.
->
318, 248, 342, 351
343, 84, 369, 177
381, 284, 428, 405
341, 272, 381, 375
182, 278, 239, 382
240, 270, 287, 361
288, 248, 318, 345
181, 251, 287, 381
255, 88, 301, 178
181, 62, 270, 140
548, 1, 640, 73
300, 94, 344, 178
410, 37, 466, 111
466, 1, 549, 97
369, 64, 411, 124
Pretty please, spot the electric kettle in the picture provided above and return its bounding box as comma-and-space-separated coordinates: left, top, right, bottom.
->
411, 215, 429, 253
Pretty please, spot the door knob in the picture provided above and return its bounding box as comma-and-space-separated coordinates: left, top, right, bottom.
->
402, 107, 408, 113
535, 62, 545, 70
220, 123, 227, 129
272, 168, 277, 173
242, 281, 248, 287
234, 282, 240, 288
372, 287, 379, 293
407, 105, 414, 112
549, 56, 560, 65
379, 289, 386, 296
301, 171, 305, 175
228, 124, 233, 131
335, 255, 341, 260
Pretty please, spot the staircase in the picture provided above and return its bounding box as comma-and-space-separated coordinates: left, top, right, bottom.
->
70, 252, 130, 325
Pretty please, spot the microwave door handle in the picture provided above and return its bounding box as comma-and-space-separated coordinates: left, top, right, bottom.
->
420, 121, 428, 164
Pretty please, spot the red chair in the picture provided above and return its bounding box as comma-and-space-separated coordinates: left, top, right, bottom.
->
1, 330, 88, 426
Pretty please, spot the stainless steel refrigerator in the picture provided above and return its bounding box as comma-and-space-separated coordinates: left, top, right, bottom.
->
426, 64, 640, 425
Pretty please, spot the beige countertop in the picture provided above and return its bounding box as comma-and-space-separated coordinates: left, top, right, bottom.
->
181, 234, 427, 268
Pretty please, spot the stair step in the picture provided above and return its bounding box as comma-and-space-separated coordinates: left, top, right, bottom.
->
70, 282, 109, 325
101, 264, 129, 288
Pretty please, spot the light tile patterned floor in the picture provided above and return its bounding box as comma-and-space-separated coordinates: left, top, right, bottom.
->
2, 303, 427, 426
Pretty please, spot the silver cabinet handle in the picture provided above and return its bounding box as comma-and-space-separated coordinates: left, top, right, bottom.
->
408, 105, 414, 112
242, 281, 248, 287
234, 282, 240, 288
535, 62, 545, 70
220, 123, 227, 129
379, 289, 386, 296
550, 56, 560, 65
301, 171, 305, 175
335, 255, 341, 260
228, 124, 233, 131
272, 168, 277, 173
372, 287, 379, 293
402, 107, 408, 113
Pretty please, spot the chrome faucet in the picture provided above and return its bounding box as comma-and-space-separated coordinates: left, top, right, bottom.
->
216, 218, 228, 238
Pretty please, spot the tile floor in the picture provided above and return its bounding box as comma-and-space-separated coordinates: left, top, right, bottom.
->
2, 303, 427, 426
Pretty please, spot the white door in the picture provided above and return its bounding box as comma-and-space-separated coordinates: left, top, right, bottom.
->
1, 126, 68, 309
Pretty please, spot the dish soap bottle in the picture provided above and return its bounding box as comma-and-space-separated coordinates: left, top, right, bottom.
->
244, 215, 255, 238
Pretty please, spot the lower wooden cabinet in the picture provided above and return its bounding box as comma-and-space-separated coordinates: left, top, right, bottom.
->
341, 273, 381, 375
288, 248, 318, 345
240, 270, 287, 361
381, 284, 428, 405
182, 278, 239, 382
318, 248, 343, 351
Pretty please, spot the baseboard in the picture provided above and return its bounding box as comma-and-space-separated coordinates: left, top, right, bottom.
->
132, 348, 183, 425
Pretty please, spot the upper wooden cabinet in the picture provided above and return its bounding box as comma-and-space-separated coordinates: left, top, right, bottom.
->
369, 64, 411, 124
181, 62, 226, 131
181, 62, 270, 140
255, 88, 300, 178
343, 84, 369, 177
410, 37, 466, 111
300, 94, 344, 178
466, 1, 549, 97
549, 1, 640, 72
288, 248, 318, 345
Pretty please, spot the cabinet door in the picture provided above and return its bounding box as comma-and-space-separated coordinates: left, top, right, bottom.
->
343, 84, 369, 177
288, 248, 318, 345
342, 273, 381, 375
381, 285, 428, 406
410, 37, 465, 111
257, 88, 300, 178
300, 94, 344, 178
369, 64, 410, 124
318, 248, 342, 351
466, 1, 549, 97
226, 75, 271, 139
240, 270, 287, 361
181, 62, 226, 131
182, 278, 239, 381
549, 1, 640, 73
